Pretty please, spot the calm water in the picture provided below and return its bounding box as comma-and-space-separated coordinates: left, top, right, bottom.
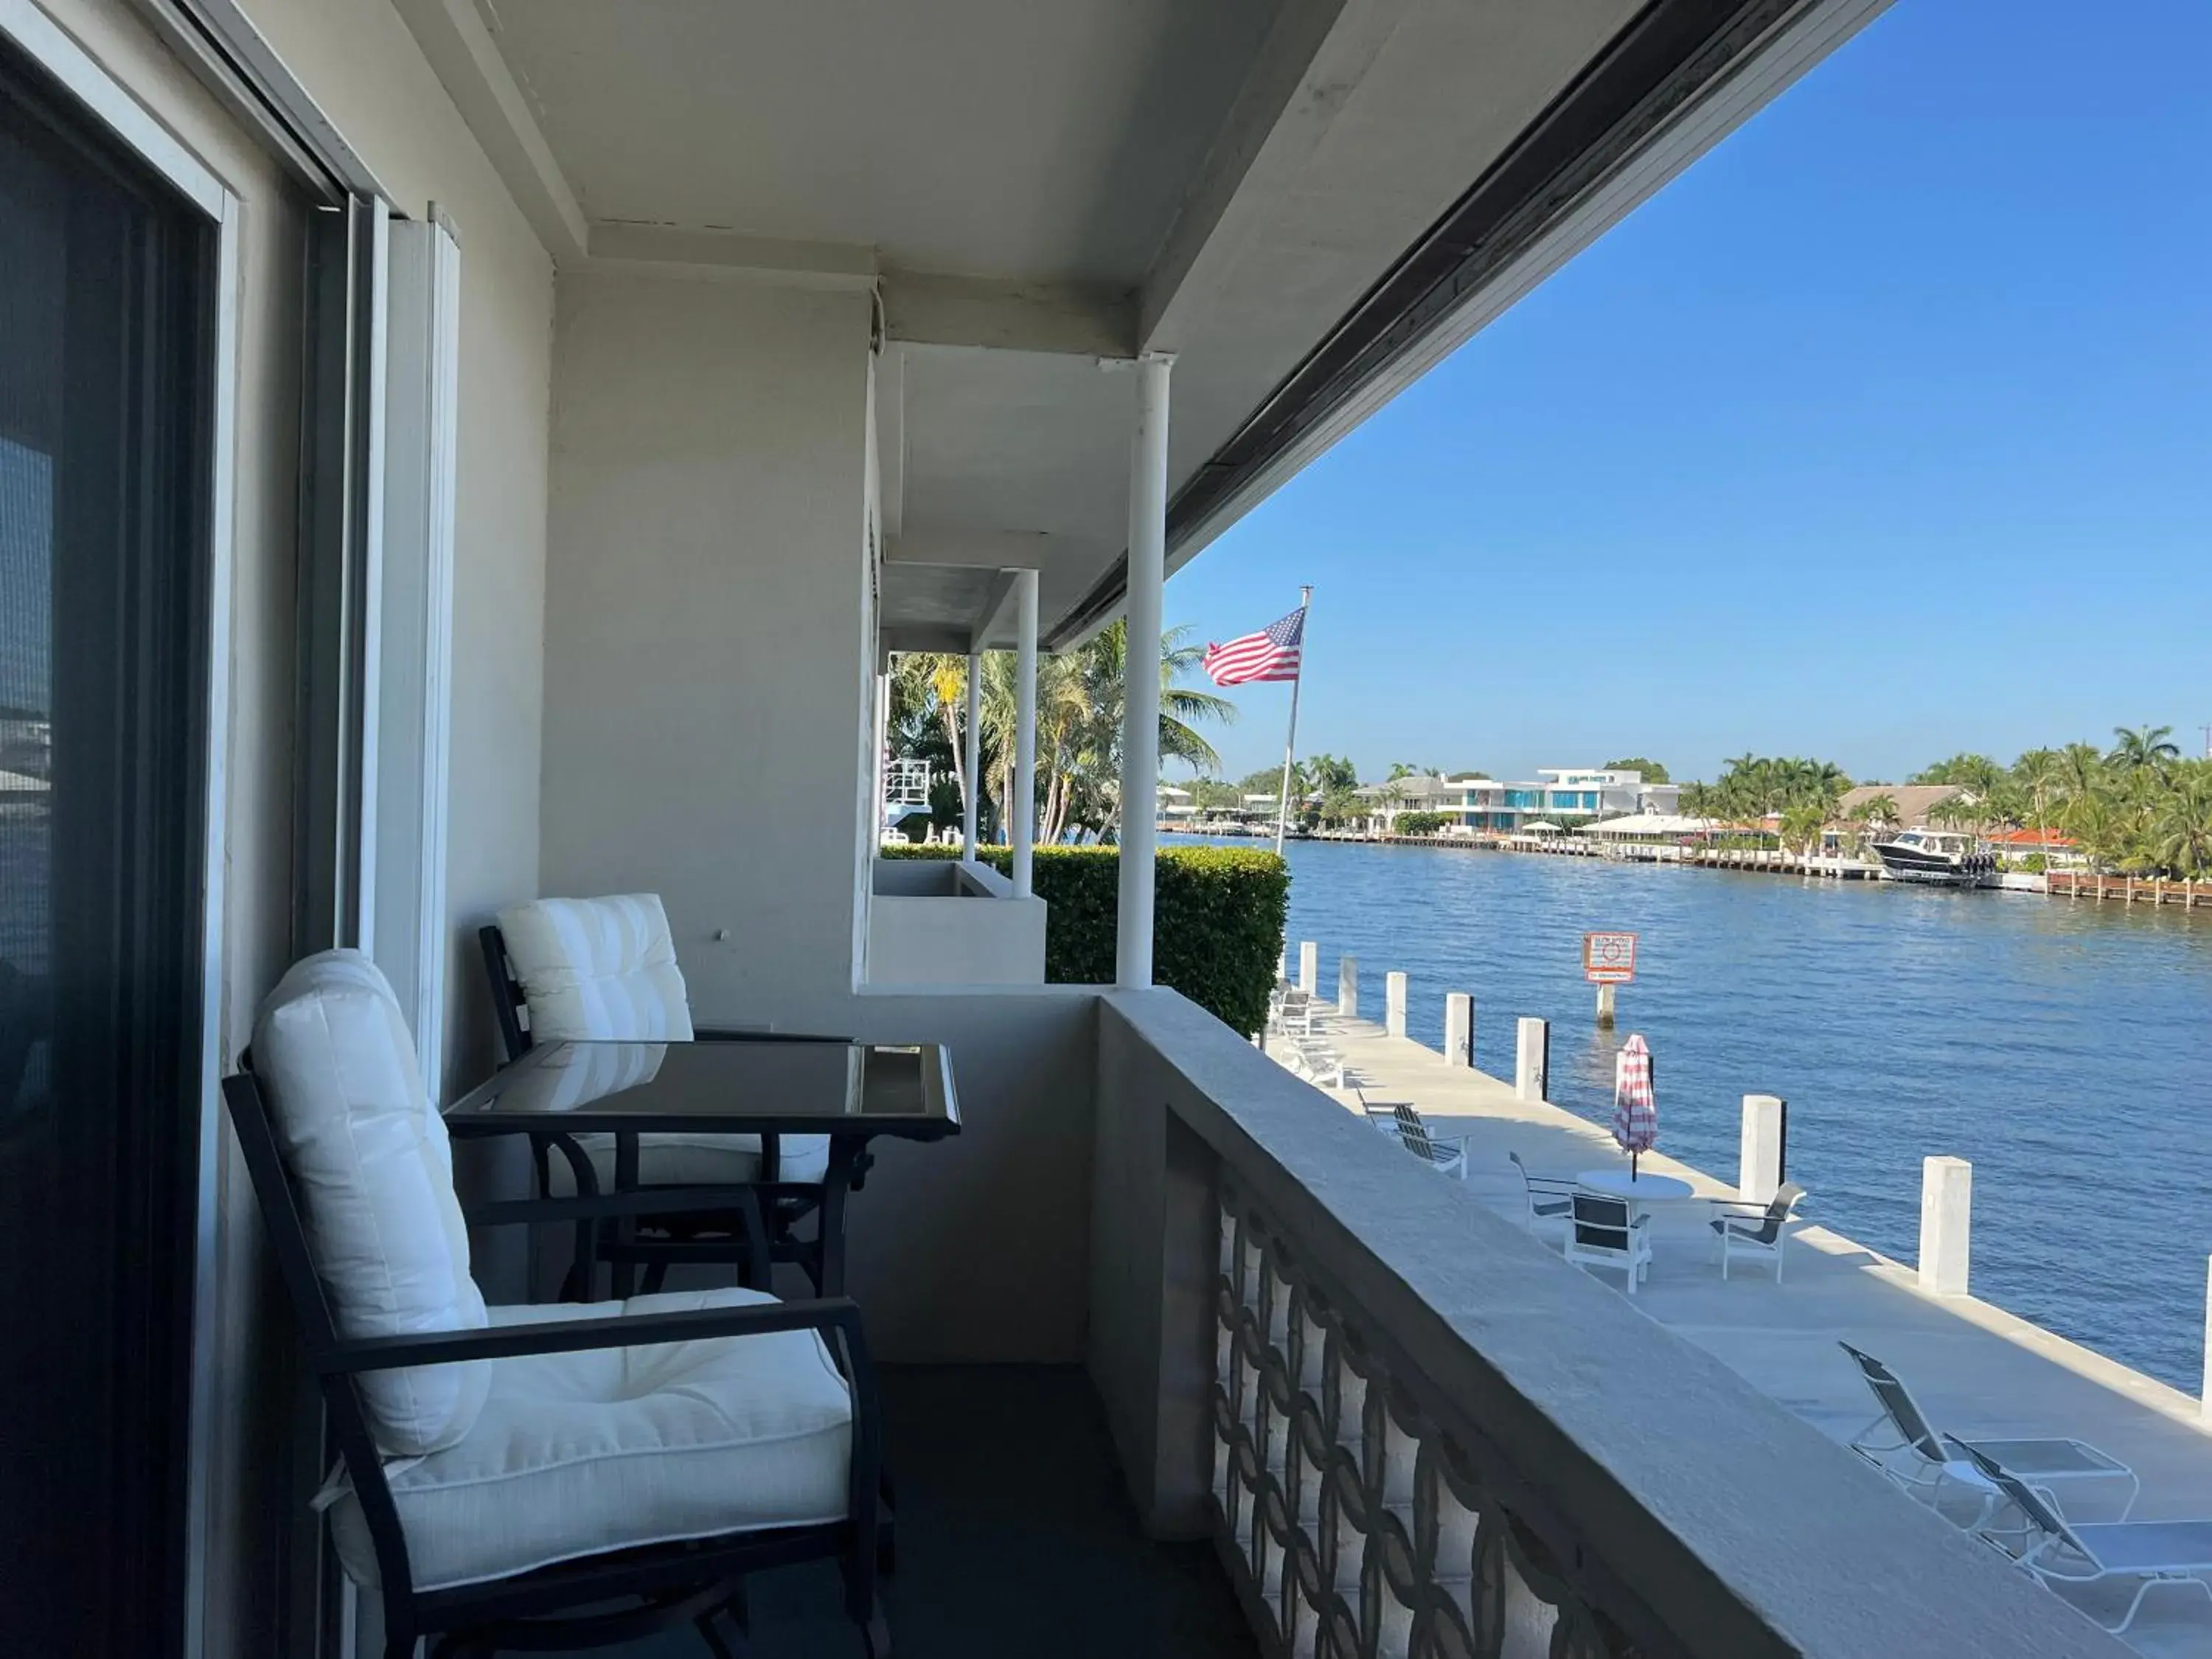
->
1186, 835, 2212, 1391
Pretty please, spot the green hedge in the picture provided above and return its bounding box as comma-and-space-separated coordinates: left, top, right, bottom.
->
1394, 810, 1449, 835
880, 842, 1289, 1034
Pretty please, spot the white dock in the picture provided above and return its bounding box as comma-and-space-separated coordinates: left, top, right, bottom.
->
1293, 1009, 2212, 1656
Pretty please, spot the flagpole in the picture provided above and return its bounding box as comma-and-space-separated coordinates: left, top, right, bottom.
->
1273, 585, 1312, 855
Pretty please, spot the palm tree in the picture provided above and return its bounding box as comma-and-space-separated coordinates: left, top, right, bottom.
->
1062, 621, 1234, 839
2149, 762, 2212, 877
2107, 725, 2180, 775
2011, 748, 2064, 854
1849, 793, 1899, 829
891, 653, 977, 808
1778, 801, 1826, 855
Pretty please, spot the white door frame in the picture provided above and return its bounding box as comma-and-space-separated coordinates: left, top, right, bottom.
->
0, 4, 240, 1655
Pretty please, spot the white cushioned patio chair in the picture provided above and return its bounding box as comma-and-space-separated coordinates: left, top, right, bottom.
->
229, 951, 886, 1659
483, 894, 840, 1295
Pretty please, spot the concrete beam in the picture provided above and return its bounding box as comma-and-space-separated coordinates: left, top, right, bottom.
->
878, 624, 975, 656
585, 223, 877, 288
969, 569, 1020, 653
883, 271, 1136, 358
887, 528, 1058, 568
387, 0, 587, 260
1140, 0, 1398, 352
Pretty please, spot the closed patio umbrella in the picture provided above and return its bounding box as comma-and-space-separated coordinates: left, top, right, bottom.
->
1613, 1033, 1657, 1178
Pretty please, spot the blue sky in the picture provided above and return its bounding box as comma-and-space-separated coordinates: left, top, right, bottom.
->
1166, 0, 2211, 787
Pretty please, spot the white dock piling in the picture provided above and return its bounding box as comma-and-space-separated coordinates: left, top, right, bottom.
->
2202, 1258, 2212, 1419
1596, 982, 1616, 1027
1385, 972, 1408, 1038
1298, 941, 1318, 997
1444, 994, 1473, 1068
1514, 1017, 1549, 1102
1919, 1156, 1972, 1295
2194, 1265, 2212, 1425
1739, 1094, 1786, 1204
1338, 955, 1359, 1018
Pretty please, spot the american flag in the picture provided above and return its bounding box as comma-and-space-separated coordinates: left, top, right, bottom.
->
1202, 605, 1306, 686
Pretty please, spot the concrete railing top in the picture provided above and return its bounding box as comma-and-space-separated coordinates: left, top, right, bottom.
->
1104, 988, 2129, 1659
869, 856, 1022, 900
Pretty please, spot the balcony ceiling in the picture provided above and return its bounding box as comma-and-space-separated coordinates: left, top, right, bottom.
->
408, 0, 1863, 646
479, 0, 1281, 284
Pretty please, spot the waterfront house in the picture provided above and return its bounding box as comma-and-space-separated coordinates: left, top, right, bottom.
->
1, 1, 2120, 1656
1378, 768, 1679, 835
1835, 782, 1965, 829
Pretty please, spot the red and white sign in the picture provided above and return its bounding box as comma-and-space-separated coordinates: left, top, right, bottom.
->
1582, 931, 1638, 984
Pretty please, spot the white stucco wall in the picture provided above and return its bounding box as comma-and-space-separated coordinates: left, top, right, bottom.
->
538, 271, 877, 1025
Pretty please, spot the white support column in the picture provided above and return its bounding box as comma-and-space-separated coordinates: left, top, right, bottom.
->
1739, 1094, 1787, 1203
871, 669, 889, 845
1116, 352, 1172, 988
1919, 1156, 1972, 1295
1385, 972, 1408, 1039
1012, 569, 1039, 897
1336, 955, 1358, 1018
961, 651, 981, 858
1444, 994, 1472, 1067
1298, 941, 1318, 997
1515, 1017, 1549, 1102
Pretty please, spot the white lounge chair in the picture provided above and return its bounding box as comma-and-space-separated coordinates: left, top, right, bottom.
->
1965, 1447, 2211, 1635
1267, 985, 1326, 1038
1840, 1343, 2138, 1525
1707, 1183, 1804, 1281
1566, 1191, 1651, 1293
1280, 1034, 1345, 1088
1369, 1097, 1467, 1179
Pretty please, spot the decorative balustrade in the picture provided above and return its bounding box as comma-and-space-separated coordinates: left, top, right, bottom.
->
1212, 1175, 1652, 1659
1093, 988, 2132, 1659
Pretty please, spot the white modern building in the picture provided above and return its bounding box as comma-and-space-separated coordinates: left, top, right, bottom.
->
0, 2, 2098, 1658
1377, 768, 1680, 833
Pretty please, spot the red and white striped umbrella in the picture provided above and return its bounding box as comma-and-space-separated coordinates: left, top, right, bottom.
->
1613, 1034, 1657, 1175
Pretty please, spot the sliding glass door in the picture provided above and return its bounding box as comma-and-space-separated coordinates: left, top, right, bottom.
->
0, 40, 215, 1658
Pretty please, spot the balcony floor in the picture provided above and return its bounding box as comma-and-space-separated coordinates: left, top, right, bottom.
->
563, 1364, 1253, 1659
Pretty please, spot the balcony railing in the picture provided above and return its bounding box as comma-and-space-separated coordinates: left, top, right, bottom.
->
1089, 990, 2131, 1659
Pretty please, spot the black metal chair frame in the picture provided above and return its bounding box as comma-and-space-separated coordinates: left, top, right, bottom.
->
479, 925, 854, 1299
223, 1064, 888, 1658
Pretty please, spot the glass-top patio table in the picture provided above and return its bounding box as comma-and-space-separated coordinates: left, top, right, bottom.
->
444, 1037, 960, 1296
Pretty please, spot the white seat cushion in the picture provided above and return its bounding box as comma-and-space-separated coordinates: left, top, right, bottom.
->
252, 950, 490, 1457
546, 1130, 834, 1192
497, 894, 695, 1043
323, 1288, 852, 1590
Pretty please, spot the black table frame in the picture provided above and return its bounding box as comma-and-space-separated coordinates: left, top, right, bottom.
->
444, 1039, 959, 1298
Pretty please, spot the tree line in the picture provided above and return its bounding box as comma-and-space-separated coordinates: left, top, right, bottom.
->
1669, 728, 2212, 875
1908, 727, 2212, 877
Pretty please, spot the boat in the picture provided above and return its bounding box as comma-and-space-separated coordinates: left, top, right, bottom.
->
1871, 828, 1997, 887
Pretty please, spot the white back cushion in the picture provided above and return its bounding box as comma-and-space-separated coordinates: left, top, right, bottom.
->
497, 894, 695, 1043
251, 950, 490, 1456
